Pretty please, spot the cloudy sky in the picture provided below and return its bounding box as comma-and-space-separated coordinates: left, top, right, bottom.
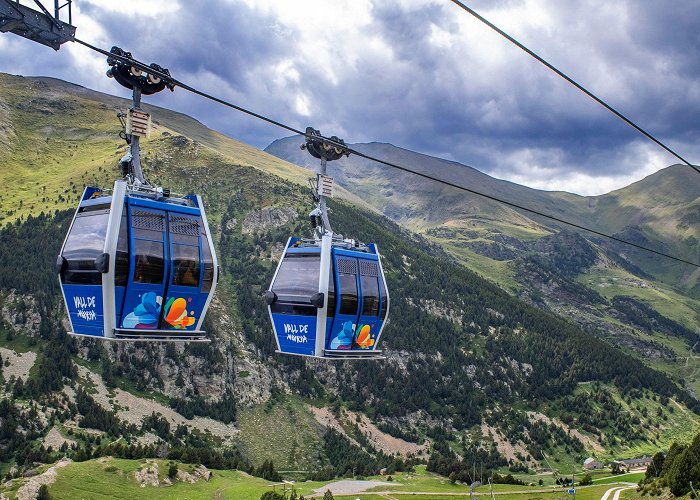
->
1, 0, 699, 195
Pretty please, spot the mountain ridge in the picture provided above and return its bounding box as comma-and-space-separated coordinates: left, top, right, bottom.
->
265, 135, 699, 293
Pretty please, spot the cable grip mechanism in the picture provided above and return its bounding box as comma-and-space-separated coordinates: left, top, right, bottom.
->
106, 46, 175, 95
301, 127, 350, 161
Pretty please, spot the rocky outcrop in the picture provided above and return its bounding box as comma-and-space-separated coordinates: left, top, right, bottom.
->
0, 290, 42, 337
242, 207, 297, 234
176, 465, 212, 483
16, 458, 71, 500
134, 461, 160, 487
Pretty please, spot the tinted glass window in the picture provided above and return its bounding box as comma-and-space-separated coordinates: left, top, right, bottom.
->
201, 237, 214, 293
339, 273, 358, 315
134, 239, 164, 284
271, 255, 320, 299
361, 275, 380, 316
63, 212, 109, 258
61, 211, 109, 285
172, 244, 200, 287
115, 212, 129, 287
270, 303, 317, 316
379, 273, 388, 320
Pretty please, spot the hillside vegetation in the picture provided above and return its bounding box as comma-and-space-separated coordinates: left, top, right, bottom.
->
0, 73, 698, 497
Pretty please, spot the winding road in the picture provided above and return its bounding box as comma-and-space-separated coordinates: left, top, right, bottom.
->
600, 486, 635, 500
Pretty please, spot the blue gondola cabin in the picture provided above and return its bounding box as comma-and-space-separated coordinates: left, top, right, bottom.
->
265, 233, 389, 359
57, 180, 218, 341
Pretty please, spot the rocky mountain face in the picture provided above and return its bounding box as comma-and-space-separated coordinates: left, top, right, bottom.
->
0, 73, 698, 482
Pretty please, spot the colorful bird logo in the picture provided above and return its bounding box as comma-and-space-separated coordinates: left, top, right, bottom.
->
354, 324, 374, 349
164, 297, 196, 329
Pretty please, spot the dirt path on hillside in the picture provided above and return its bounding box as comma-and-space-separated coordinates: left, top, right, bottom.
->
312, 479, 400, 496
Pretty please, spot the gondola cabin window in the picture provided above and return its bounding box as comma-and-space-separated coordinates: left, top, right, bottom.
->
170, 215, 201, 288
201, 230, 215, 292
271, 254, 320, 315
338, 259, 358, 315
115, 213, 129, 286
132, 210, 165, 284
61, 207, 109, 285
361, 275, 380, 316
327, 266, 336, 317
133, 240, 164, 284
172, 244, 200, 287
379, 273, 388, 320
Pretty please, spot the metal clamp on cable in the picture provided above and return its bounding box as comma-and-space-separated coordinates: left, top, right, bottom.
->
301, 127, 350, 161
106, 46, 175, 95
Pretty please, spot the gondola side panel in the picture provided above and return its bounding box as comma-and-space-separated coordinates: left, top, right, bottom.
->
62, 285, 105, 337
272, 314, 317, 356
268, 238, 318, 356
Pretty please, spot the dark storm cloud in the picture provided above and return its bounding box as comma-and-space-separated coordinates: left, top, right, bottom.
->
74, 0, 302, 146
1, 0, 698, 194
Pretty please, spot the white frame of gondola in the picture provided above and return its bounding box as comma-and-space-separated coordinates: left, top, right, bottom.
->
61, 180, 216, 343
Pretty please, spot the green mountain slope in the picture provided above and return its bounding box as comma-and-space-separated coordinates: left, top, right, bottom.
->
0, 73, 698, 493
265, 136, 700, 396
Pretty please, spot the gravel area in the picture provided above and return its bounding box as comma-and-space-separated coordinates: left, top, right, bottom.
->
347, 409, 427, 457
0, 348, 36, 382
42, 427, 76, 450
310, 407, 426, 457
76, 366, 238, 440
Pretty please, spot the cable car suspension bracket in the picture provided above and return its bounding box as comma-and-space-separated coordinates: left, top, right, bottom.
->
105, 46, 175, 188
301, 127, 350, 239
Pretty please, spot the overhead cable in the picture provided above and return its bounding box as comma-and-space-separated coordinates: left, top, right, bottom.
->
72, 37, 700, 268
447, 0, 700, 176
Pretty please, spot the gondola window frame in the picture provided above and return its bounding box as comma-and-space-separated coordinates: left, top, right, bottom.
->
337, 257, 359, 316
60, 206, 110, 285
131, 209, 166, 285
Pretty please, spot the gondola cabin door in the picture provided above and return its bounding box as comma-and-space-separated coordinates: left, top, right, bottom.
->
121, 204, 168, 331
326, 251, 384, 352
163, 212, 209, 331
119, 199, 211, 333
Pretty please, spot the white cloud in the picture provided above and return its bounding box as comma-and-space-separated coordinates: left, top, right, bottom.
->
79, 0, 181, 17
487, 141, 674, 195
294, 93, 311, 116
